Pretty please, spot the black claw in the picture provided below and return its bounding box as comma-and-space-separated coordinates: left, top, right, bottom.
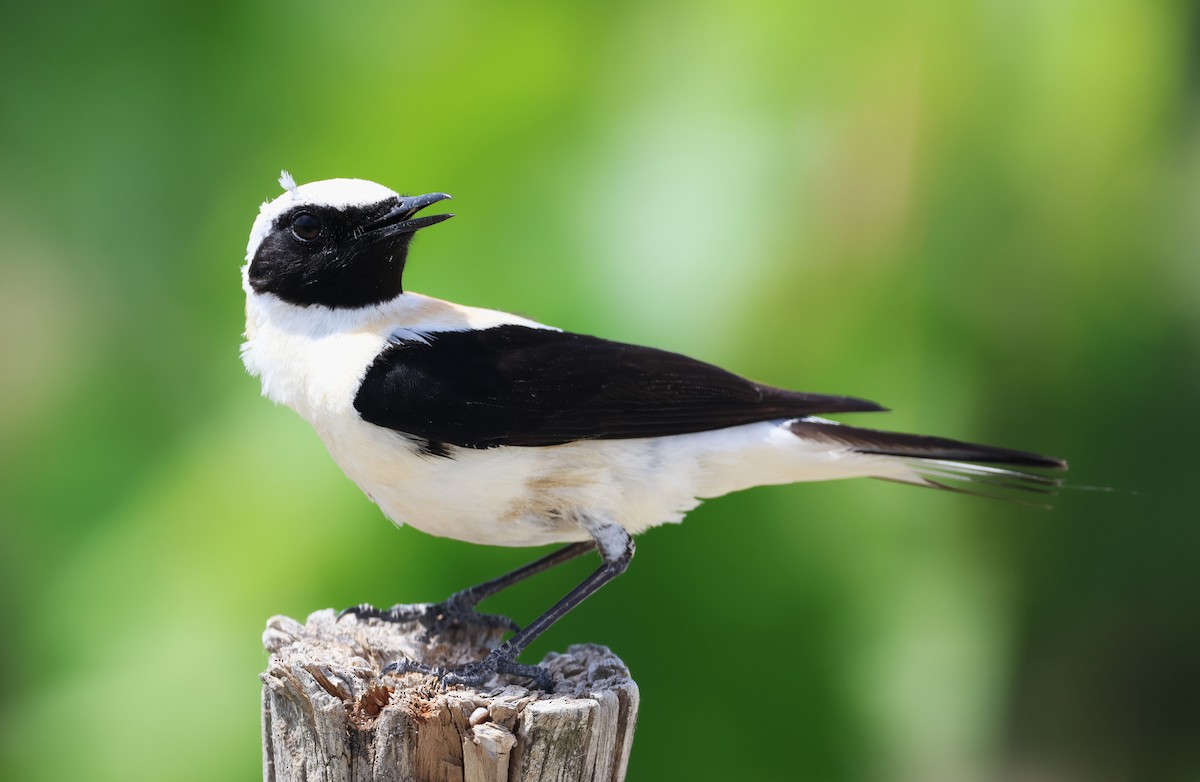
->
439, 664, 486, 688
339, 602, 429, 622
440, 649, 553, 690
381, 658, 437, 677
380, 650, 552, 691
339, 600, 518, 639
454, 611, 520, 634
433, 596, 520, 634
488, 652, 553, 691
338, 602, 381, 620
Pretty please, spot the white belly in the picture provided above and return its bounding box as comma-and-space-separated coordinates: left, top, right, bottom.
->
319, 412, 881, 548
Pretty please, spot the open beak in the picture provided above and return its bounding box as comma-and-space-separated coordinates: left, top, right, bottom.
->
363, 192, 454, 236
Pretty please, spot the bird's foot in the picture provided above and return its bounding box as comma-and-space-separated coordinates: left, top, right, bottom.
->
381, 647, 552, 691
339, 600, 518, 641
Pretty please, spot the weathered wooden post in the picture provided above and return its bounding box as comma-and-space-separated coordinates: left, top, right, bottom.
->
261, 609, 639, 782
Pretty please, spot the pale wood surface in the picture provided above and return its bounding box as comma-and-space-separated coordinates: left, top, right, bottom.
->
261, 609, 638, 782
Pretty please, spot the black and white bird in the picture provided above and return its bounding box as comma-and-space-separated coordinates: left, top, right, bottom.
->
242, 172, 1066, 688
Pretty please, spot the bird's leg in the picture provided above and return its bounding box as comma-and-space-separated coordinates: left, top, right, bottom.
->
441, 540, 597, 616
391, 521, 635, 690
341, 541, 596, 637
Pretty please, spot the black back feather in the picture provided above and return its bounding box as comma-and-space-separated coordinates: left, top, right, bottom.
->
354, 325, 885, 449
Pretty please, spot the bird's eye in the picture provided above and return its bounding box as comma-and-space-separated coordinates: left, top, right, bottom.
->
291, 213, 322, 242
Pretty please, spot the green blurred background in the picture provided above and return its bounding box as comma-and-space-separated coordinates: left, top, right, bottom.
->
2, 1, 1198, 780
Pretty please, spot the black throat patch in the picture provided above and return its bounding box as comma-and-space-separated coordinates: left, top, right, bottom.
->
248, 200, 413, 308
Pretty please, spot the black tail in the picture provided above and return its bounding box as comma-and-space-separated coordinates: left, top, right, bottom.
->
789, 418, 1067, 501
790, 419, 1066, 469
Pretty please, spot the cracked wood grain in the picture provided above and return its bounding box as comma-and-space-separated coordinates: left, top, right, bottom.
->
261, 609, 638, 782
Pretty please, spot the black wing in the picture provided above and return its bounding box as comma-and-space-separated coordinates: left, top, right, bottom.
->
354, 325, 885, 449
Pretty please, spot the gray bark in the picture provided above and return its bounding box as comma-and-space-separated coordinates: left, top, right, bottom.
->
261, 609, 638, 782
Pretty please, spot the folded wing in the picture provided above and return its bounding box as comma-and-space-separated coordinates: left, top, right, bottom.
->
354, 325, 885, 448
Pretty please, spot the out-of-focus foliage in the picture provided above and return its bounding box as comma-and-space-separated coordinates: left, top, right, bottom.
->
2, 1, 1197, 780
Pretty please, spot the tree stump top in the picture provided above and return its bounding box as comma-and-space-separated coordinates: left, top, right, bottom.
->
261, 609, 639, 782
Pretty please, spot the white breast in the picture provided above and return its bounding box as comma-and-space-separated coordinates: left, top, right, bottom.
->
241, 289, 600, 546
242, 288, 548, 419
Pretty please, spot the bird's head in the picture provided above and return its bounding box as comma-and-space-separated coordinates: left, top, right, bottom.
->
243, 172, 453, 309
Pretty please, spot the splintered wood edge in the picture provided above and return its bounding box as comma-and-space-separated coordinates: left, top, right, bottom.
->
261, 609, 639, 782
